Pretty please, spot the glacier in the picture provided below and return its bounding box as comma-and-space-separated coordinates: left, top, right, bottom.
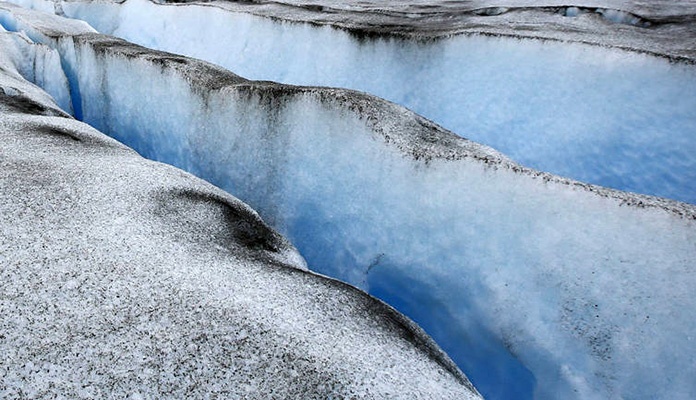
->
1, 2, 695, 399
0, 16, 480, 399
11, 0, 696, 204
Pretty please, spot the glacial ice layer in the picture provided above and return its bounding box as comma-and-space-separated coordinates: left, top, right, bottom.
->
0, 12, 481, 400
11, 0, 696, 204
1, 3, 695, 400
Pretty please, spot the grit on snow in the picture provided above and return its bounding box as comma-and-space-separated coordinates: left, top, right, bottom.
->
0, 15, 480, 399
1, 2, 696, 400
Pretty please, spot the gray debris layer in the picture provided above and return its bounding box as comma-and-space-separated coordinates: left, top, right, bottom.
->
8, 0, 696, 62
165, 0, 696, 62
0, 23, 481, 400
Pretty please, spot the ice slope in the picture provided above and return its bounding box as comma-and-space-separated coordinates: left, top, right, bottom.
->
12, 0, 696, 204
2, 4, 694, 399
0, 23, 480, 399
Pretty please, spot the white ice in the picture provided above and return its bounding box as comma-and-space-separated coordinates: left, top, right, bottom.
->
14, 0, 696, 204
2, 3, 696, 399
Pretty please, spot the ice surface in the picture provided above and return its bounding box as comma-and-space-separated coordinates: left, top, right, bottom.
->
16, 0, 696, 204
0, 21, 480, 399
33, 0, 696, 55
2, 5, 694, 399
0, 24, 71, 113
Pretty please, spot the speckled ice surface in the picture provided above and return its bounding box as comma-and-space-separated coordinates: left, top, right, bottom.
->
1, 3, 695, 400
10, 0, 696, 204
0, 17, 481, 399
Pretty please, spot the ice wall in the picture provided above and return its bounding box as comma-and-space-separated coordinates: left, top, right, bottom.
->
0, 34, 481, 399
0, 23, 71, 113
3, 5, 694, 397
13, 0, 696, 204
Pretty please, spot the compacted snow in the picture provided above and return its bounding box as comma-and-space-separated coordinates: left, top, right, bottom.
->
0, 18, 480, 399
1, 3, 695, 399
11, 0, 696, 204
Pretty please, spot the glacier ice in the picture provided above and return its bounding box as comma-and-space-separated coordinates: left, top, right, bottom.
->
2, 3, 696, 399
0, 23, 71, 113
14, 0, 696, 204
0, 17, 480, 399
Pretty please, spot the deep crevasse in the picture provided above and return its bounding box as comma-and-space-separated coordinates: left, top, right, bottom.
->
0, 29, 484, 400
1, 3, 695, 399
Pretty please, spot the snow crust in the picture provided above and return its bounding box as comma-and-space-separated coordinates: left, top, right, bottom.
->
16, 0, 696, 204
0, 17, 480, 398
2, 5, 694, 398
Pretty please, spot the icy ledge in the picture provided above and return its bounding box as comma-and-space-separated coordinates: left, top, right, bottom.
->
1, 4, 696, 399
11, 0, 696, 204
0, 20, 480, 399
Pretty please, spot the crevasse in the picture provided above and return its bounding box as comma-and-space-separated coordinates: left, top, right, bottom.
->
1, 3, 695, 400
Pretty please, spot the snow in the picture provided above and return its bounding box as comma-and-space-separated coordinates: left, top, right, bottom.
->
15, 0, 696, 204
0, 18, 479, 399
2, 3, 696, 399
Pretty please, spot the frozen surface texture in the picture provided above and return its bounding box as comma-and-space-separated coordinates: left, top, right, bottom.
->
12, 0, 696, 204
22, 0, 696, 57
2, 4, 694, 399
0, 9, 481, 399
1, 3, 695, 400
